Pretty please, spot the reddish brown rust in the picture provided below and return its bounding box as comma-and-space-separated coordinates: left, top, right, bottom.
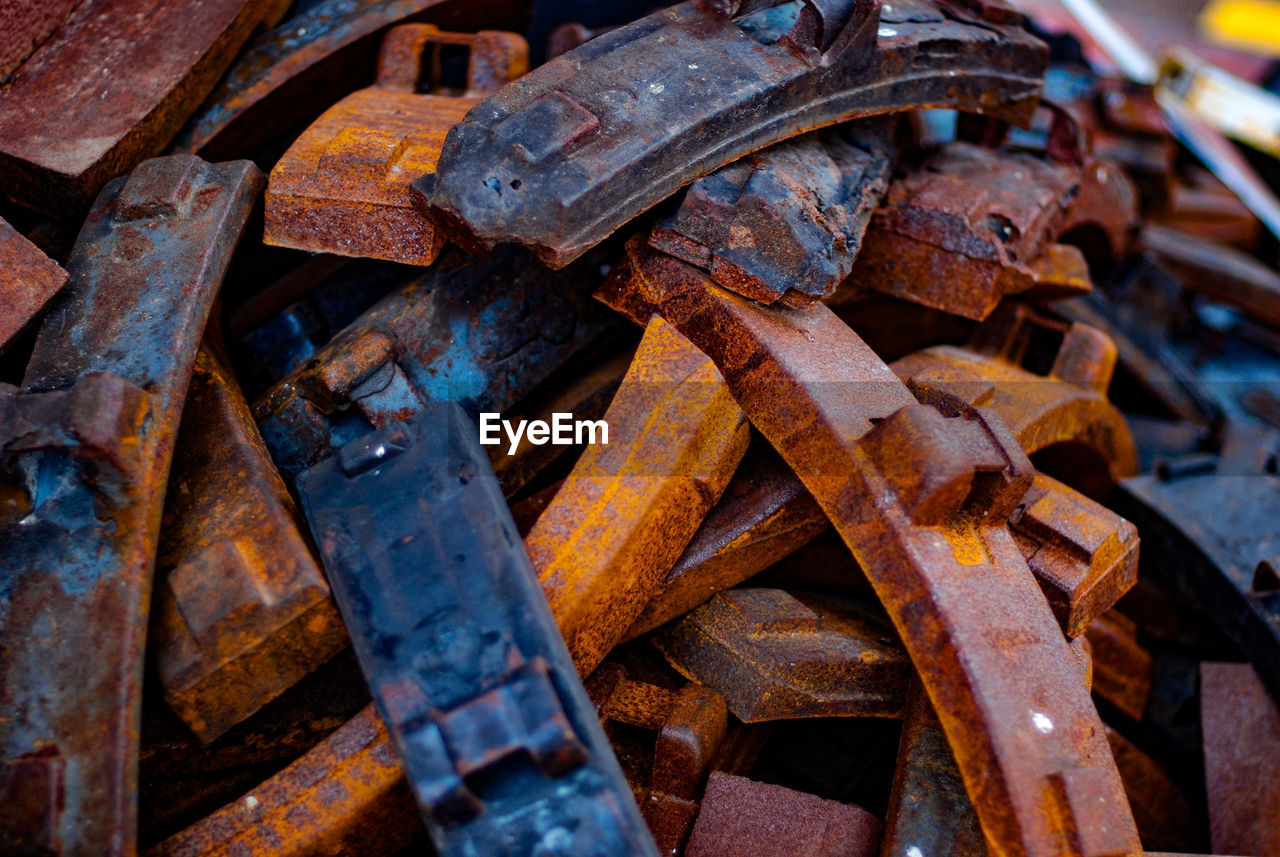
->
1141, 224, 1280, 330
1009, 475, 1140, 639
0, 0, 83, 76
0, 0, 281, 215
171, 0, 529, 159
264, 24, 528, 266
527, 317, 750, 676
685, 772, 883, 857
653, 589, 909, 722
151, 347, 348, 743
1104, 728, 1199, 854
0, 217, 67, 350
597, 239, 1141, 857
1201, 661, 1280, 857
1084, 613, 1152, 723
145, 705, 421, 857
587, 665, 730, 855
625, 444, 827, 637
0, 156, 263, 857
841, 127, 1138, 319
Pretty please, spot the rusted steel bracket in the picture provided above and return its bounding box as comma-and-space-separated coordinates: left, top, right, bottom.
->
253, 245, 614, 478
685, 771, 883, 857
0, 217, 68, 351
527, 317, 749, 675
1084, 613, 1152, 723
0, 0, 280, 215
170, 0, 530, 160
265, 24, 528, 266
586, 663, 730, 855
648, 120, 896, 306
145, 704, 422, 857
416, 0, 1048, 268
1200, 661, 1280, 857
150, 347, 348, 743
840, 112, 1139, 319
625, 443, 826, 637
295, 404, 658, 857
1114, 443, 1280, 705
597, 239, 1140, 857
0, 155, 262, 857
654, 589, 909, 722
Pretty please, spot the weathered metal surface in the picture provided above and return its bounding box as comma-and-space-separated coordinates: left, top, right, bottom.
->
684, 771, 883, 857
416, 0, 1048, 268
881, 685, 990, 857
648, 120, 895, 306
0, 0, 83, 77
654, 588, 909, 722
490, 347, 632, 498
145, 704, 422, 857
0, 216, 68, 351
1104, 727, 1199, 854
527, 318, 750, 675
1141, 224, 1280, 330
1008, 474, 1140, 639
1200, 661, 1280, 857
1084, 613, 1152, 722
845, 130, 1138, 319
296, 403, 658, 857
598, 239, 1141, 857
254, 245, 615, 478
0, 0, 278, 215
892, 302, 1139, 489
625, 443, 826, 638
0, 155, 262, 857
587, 664, 730, 855
1113, 444, 1280, 703
171, 0, 530, 160
264, 24, 528, 266
151, 347, 348, 744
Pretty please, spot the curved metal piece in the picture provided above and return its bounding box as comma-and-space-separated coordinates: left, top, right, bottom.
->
416, 0, 1047, 268
596, 239, 1140, 857
0, 155, 263, 857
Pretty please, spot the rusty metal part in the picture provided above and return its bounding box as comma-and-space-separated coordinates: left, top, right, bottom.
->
1141, 224, 1280, 330
1104, 727, 1200, 854
587, 664, 730, 855
1084, 613, 1152, 722
150, 347, 348, 743
264, 24, 528, 266
654, 589, 909, 722
253, 244, 615, 478
648, 120, 895, 307
490, 347, 632, 498
1008, 473, 1140, 639
685, 771, 883, 857
171, 0, 529, 160
598, 239, 1141, 857
527, 318, 750, 675
145, 704, 422, 857
625, 442, 826, 638
1156, 166, 1262, 249
0, 0, 82, 77
0, 216, 68, 351
843, 127, 1137, 320
1113, 442, 1280, 703
416, 0, 1048, 268
0, 0, 279, 215
1200, 661, 1280, 857
893, 302, 1139, 488
0, 155, 262, 857
296, 404, 658, 857
882, 685, 989, 857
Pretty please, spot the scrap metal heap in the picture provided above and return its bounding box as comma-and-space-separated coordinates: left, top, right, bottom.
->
1, 1, 1278, 856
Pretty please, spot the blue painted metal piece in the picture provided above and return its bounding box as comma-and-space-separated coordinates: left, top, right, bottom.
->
0, 155, 263, 857
296, 403, 660, 857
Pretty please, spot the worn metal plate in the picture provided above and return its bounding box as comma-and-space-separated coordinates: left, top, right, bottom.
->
0, 217, 68, 351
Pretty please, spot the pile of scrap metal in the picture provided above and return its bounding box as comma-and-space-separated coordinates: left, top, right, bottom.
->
1, 0, 1278, 855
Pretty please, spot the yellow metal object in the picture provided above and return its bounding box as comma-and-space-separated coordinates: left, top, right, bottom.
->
1200, 0, 1280, 58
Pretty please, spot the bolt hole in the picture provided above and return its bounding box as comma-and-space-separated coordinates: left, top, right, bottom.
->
510, 179, 522, 190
